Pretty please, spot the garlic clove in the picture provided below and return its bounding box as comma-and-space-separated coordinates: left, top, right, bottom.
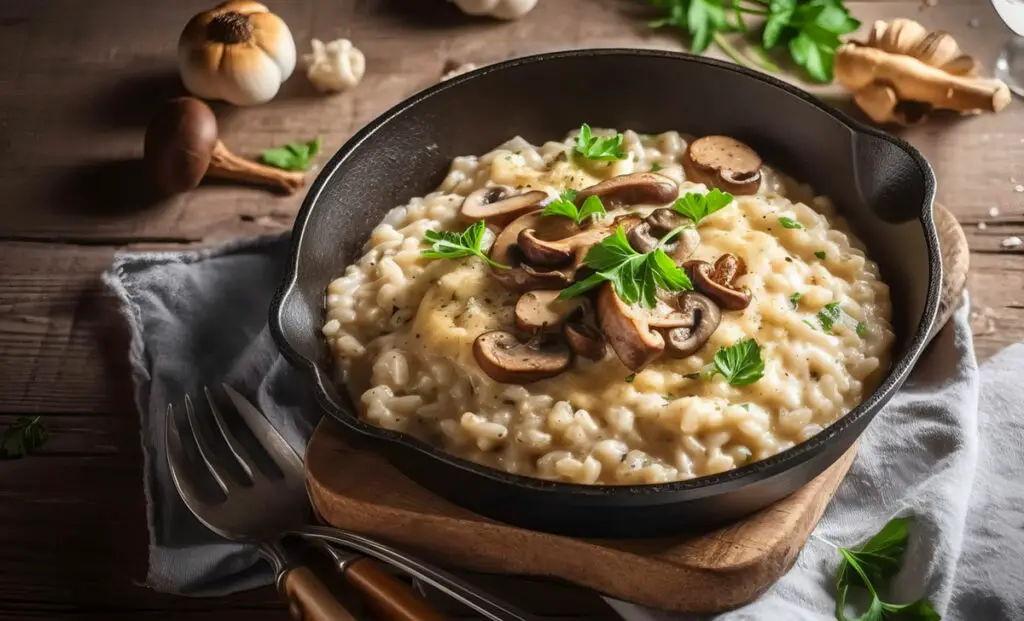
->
220, 45, 289, 105
249, 11, 296, 80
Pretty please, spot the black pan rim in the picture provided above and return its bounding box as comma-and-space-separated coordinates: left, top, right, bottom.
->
270, 47, 941, 498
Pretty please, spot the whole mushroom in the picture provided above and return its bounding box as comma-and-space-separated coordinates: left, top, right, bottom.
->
473, 331, 572, 384
663, 293, 721, 358
575, 172, 678, 208
143, 97, 305, 195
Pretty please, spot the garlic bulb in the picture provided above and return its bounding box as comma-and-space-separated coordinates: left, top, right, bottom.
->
303, 38, 366, 93
178, 1, 296, 106
452, 0, 539, 20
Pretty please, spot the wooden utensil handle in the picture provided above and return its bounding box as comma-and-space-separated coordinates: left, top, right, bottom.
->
280, 566, 357, 621
344, 557, 449, 621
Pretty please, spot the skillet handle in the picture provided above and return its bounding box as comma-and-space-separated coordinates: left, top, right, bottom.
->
280, 565, 358, 621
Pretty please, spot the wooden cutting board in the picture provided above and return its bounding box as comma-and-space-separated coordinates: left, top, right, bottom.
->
306, 204, 968, 613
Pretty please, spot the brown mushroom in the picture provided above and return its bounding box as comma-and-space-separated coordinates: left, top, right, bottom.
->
517, 224, 622, 269
574, 172, 678, 208
563, 323, 606, 360
489, 211, 578, 292
685, 254, 752, 310
461, 186, 548, 227
682, 136, 762, 196
626, 208, 701, 264
143, 97, 305, 196
662, 292, 722, 358
515, 290, 587, 332
596, 284, 666, 372
473, 331, 572, 384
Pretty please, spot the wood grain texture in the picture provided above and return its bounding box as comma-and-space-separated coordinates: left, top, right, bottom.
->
0, 0, 1019, 619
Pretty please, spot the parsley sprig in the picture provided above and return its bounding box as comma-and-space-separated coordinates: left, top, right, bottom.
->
644, 0, 860, 83
831, 517, 940, 621
261, 137, 322, 171
671, 189, 735, 225
422, 221, 509, 270
542, 190, 607, 225
574, 124, 628, 161
1, 415, 50, 459
559, 226, 692, 307
711, 339, 765, 385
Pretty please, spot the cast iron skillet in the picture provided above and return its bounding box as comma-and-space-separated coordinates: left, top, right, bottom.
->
270, 49, 941, 538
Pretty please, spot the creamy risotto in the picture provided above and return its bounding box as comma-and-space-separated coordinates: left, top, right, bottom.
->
321, 127, 894, 485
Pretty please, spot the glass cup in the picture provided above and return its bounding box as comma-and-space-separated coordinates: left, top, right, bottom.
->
992, 0, 1024, 97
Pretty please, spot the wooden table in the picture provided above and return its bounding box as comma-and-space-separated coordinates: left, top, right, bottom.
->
1, 0, 1021, 619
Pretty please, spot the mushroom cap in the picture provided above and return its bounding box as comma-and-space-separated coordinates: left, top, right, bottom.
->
626, 208, 700, 264
472, 331, 572, 384
144, 97, 219, 195
564, 322, 607, 360
663, 292, 721, 358
489, 211, 578, 292
596, 283, 665, 372
461, 186, 547, 227
685, 254, 752, 310
682, 136, 762, 196
575, 172, 679, 208
514, 290, 586, 332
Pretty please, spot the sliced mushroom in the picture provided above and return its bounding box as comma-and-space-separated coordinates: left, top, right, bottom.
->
626, 208, 701, 263
515, 290, 587, 332
682, 136, 762, 196
685, 253, 752, 310
575, 172, 678, 208
564, 322, 606, 360
473, 330, 572, 384
489, 211, 578, 292
662, 292, 721, 358
517, 224, 624, 269
461, 186, 548, 226
596, 283, 665, 372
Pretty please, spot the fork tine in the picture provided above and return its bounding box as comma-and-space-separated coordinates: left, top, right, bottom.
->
221, 384, 304, 482
203, 386, 255, 482
184, 393, 234, 494
165, 404, 215, 512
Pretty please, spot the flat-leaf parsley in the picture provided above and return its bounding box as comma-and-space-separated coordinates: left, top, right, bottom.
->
261, 137, 321, 171
574, 123, 627, 161
559, 226, 692, 307
712, 339, 765, 386
671, 189, 734, 225
422, 221, 509, 270
542, 190, 607, 225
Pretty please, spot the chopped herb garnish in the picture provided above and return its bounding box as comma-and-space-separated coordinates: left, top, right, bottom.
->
542, 190, 607, 225
817, 302, 843, 333
856, 321, 869, 338
670, 189, 734, 225
422, 221, 509, 270
779, 216, 803, 229
815, 251, 827, 260
739, 404, 750, 411
710, 339, 765, 386
1, 415, 50, 459
625, 373, 637, 383
261, 137, 321, 171
832, 517, 939, 621
651, 162, 663, 171
789, 292, 803, 310
803, 319, 817, 329
559, 225, 692, 307
573, 123, 627, 161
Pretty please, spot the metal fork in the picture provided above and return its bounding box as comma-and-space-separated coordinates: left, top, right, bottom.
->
166, 385, 445, 621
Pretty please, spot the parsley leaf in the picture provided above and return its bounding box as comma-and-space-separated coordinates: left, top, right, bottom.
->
711, 339, 765, 386
815, 250, 827, 259
790, 292, 803, 310
834, 517, 940, 621
574, 123, 627, 161
857, 321, 869, 338
542, 190, 607, 226
422, 221, 509, 270
817, 302, 843, 333
625, 373, 637, 383
651, 162, 663, 171
779, 216, 804, 229
671, 189, 734, 225
1, 415, 50, 459
261, 137, 322, 171
559, 226, 692, 307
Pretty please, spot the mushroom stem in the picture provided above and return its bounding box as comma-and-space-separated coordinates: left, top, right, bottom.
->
207, 140, 306, 194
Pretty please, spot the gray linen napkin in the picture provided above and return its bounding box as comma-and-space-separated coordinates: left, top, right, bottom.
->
104, 234, 1024, 619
